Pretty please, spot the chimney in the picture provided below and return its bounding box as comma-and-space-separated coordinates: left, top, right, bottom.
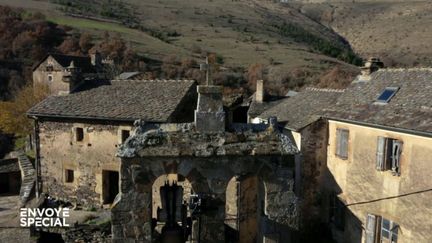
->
90, 51, 102, 67
255, 79, 264, 103
62, 61, 81, 94
361, 57, 384, 76
194, 85, 225, 132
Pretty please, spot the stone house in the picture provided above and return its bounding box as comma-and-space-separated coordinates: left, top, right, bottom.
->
323, 66, 432, 243
256, 58, 432, 242
112, 85, 301, 243
32, 52, 103, 95
27, 79, 198, 207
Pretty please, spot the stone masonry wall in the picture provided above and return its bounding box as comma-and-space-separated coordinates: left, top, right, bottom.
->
39, 120, 132, 208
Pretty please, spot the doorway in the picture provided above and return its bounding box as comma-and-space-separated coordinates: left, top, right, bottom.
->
102, 170, 119, 204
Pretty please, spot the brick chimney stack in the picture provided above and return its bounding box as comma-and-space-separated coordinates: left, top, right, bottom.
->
255, 79, 264, 103
194, 85, 225, 132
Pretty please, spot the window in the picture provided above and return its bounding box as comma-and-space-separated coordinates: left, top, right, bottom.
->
75, 127, 84, 142
376, 87, 399, 103
121, 130, 130, 143
336, 129, 349, 159
48, 74, 53, 82
65, 169, 74, 183
376, 137, 403, 175
365, 214, 399, 243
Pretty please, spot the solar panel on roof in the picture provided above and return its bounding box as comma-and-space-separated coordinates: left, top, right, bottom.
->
376, 87, 399, 103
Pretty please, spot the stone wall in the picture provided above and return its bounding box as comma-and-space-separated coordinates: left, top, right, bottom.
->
39, 120, 132, 208
112, 155, 298, 243
326, 120, 432, 242
33, 56, 72, 95
296, 120, 330, 227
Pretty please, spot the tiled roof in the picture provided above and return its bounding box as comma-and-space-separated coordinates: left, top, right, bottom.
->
324, 68, 432, 134
27, 79, 197, 122
259, 88, 343, 131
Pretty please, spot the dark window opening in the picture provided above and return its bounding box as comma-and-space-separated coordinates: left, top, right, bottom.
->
376, 137, 403, 175
232, 106, 249, 123
76, 127, 84, 142
65, 169, 74, 183
103, 170, 119, 204
376, 87, 399, 103
121, 130, 130, 143
336, 129, 349, 159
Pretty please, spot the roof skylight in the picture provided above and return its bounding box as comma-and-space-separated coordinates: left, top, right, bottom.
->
376, 87, 399, 103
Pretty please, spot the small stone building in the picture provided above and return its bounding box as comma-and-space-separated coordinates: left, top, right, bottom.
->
32, 53, 103, 95
27, 79, 197, 207
112, 85, 300, 243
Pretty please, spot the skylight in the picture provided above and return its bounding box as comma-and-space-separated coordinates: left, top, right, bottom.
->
376, 87, 399, 103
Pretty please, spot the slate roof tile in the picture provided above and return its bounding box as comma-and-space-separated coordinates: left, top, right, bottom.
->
27, 79, 196, 122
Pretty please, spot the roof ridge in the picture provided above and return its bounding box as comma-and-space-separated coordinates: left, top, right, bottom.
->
305, 87, 345, 93
111, 79, 195, 83
378, 67, 432, 72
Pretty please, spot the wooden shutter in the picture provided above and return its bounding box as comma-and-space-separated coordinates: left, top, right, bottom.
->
336, 129, 349, 159
336, 129, 342, 157
365, 214, 381, 243
376, 137, 386, 171
392, 140, 403, 174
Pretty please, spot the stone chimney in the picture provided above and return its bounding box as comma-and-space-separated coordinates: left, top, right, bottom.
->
361, 57, 384, 76
255, 79, 264, 103
194, 85, 225, 132
90, 51, 102, 67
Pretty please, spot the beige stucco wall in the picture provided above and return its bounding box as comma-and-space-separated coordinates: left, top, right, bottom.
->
39, 121, 132, 207
327, 120, 432, 242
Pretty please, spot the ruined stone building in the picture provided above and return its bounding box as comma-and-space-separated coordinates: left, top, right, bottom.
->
255, 58, 432, 243
27, 79, 197, 207
112, 85, 300, 243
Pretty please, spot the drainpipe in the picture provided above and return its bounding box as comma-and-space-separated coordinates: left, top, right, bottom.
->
33, 117, 41, 198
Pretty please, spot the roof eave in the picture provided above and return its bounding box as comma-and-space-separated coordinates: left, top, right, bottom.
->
27, 112, 165, 123
325, 117, 432, 138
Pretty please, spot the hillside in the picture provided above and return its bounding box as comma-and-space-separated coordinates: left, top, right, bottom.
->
291, 1, 432, 67
1, 0, 361, 94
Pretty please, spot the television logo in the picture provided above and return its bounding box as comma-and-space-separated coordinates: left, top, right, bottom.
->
20, 208, 70, 227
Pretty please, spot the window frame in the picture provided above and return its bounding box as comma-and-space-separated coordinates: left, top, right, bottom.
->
376, 87, 399, 104
376, 137, 403, 176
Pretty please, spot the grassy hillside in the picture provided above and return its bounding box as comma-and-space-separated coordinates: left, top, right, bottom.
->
1, 0, 362, 93
292, 1, 432, 67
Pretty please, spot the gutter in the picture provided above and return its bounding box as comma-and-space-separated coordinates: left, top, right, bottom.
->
325, 117, 432, 139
